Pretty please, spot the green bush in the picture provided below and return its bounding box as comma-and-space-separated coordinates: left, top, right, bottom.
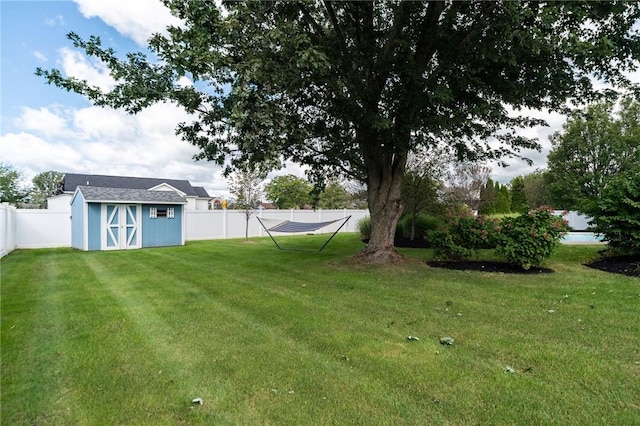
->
429, 211, 500, 260
587, 167, 640, 255
397, 214, 443, 241
495, 207, 569, 270
429, 230, 478, 260
357, 216, 371, 240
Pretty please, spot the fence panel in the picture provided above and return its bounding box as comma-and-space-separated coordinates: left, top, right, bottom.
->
1, 208, 368, 254
1, 204, 16, 258
14, 210, 72, 249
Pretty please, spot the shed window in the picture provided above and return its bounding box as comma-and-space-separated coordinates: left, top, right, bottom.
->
149, 207, 175, 219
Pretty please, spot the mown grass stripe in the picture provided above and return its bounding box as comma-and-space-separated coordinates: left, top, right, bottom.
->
2, 236, 639, 424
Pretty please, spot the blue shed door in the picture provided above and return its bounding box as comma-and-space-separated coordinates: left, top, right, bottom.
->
101, 204, 142, 250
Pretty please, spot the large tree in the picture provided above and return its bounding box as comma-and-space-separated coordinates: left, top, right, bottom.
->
546, 97, 640, 211
37, 1, 640, 262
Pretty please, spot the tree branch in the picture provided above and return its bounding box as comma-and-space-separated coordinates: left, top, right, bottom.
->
322, 1, 347, 53
297, 2, 325, 37
414, 1, 446, 69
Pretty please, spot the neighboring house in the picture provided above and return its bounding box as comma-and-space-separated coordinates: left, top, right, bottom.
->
258, 202, 277, 210
71, 186, 186, 251
48, 173, 211, 211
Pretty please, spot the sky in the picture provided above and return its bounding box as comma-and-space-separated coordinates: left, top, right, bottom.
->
0, 1, 637, 199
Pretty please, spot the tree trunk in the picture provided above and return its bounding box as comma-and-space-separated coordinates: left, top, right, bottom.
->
353, 147, 407, 264
245, 212, 250, 240
410, 212, 416, 242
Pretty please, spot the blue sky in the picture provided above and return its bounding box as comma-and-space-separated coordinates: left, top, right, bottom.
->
2, 1, 130, 120
0, 0, 234, 196
1, 1, 637, 198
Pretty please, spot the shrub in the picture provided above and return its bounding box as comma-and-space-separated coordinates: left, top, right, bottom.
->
357, 216, 371, 240
397, 214, 443, 241
429, 211, 500, 260
587, 167, 640, 255
495, 207, 569, 270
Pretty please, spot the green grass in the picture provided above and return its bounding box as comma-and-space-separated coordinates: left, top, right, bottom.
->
2, 234, 639, 425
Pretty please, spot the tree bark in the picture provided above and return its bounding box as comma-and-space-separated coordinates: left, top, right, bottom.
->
353, 143, 407, 264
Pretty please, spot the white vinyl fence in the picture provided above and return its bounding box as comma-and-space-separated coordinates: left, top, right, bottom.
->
1, 203, 16, 258
0, 207, 368, 258
0, 205, 598, 259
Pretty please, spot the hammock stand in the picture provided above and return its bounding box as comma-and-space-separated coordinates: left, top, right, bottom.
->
256, 216, 351, 252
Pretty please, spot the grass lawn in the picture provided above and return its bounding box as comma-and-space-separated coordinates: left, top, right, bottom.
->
2, 234, 639, 425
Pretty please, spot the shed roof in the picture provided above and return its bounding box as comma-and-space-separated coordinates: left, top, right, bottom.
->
64, 173, 210, 198
76, 186, 187, 204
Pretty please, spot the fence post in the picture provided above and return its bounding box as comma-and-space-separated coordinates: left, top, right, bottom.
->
223, 208, 228, 239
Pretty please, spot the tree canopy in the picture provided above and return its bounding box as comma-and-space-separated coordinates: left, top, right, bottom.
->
264, 175, 312, 209
317, 181, 352, 209
509, 176, 528, 214
0, 162, 27, 205
546, 97, 640, 211
30, 171, 64, 208
37, 1, 640, 262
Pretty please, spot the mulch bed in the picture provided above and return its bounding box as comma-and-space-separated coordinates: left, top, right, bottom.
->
584, 255, 640, 277
427, 260, 554, 274
367, 238, 639, 277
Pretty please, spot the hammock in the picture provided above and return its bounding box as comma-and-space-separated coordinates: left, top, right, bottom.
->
256, 216, 351, 252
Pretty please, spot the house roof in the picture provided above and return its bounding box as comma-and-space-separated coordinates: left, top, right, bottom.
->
63, 173, 210, 198
258, 202, 277, 209
76, 186, 187, 204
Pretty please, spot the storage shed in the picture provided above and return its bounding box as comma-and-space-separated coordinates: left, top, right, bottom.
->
71, 186, 186, 251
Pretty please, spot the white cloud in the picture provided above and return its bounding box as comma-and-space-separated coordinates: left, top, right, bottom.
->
73, 0, 182, 46
58, 47, 115, 91
44, 15, 65, 27
0, 132, 84, 179
12, 106, 70, 139
72, 107, 134, 140
1, 102, 224, 195
33, 50, 48, 62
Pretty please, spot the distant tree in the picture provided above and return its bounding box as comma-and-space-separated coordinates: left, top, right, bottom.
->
345, 180, 368, 210
478, 178, 497, 215
318, 181, 351, 209
588, 165, 640, 255
30, 171, 64, 208
228, 168, 266, 240
522, 170, 551, 210
445, 163, 491, 210
494, 182, 511, 214
546, 98, 640, 211
0, 162, 28, 205
509, 176, 529, 214
401, 148, 446, 241
265, 175, 312, 209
